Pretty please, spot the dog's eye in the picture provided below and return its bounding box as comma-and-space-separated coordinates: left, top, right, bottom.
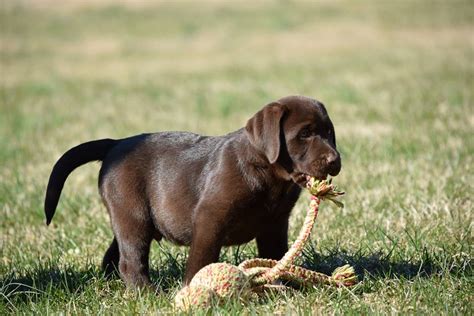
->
299, 128, 312, 139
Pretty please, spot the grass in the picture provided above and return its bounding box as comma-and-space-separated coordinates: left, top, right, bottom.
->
1, 0, 473, 314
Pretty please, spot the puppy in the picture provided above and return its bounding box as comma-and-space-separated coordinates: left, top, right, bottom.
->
44, 95, 341, 287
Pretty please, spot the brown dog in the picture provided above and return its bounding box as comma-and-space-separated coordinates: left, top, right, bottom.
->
44, 95, 341, 287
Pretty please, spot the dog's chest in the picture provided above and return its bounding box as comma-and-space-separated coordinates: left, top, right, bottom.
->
221, 184, 301, 246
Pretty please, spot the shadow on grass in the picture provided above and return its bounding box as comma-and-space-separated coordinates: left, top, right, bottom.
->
300, 243, 440, 280
2, 244, 463, 309
0, 264, 184, 307
1, 265, 102, 307
0, 254, 186, 308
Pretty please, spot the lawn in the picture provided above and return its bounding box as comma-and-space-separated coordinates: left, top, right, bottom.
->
1, 0, 472, 314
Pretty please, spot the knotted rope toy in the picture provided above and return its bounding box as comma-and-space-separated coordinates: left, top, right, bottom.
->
174, 177, 357, 311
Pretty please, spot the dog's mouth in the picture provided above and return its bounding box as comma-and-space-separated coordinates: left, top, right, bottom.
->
291, 172, 328, 188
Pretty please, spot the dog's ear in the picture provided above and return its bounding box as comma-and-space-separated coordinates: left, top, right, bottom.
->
245, 102, 287, 164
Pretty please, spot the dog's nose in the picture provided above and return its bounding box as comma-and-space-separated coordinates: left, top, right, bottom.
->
325, 152, 341, 176
326, 153, 338, 165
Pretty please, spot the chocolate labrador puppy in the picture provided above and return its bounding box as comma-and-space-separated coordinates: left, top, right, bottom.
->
44, 95, 341, 287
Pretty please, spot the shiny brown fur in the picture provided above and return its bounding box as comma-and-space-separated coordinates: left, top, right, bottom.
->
44, 95, 341, 287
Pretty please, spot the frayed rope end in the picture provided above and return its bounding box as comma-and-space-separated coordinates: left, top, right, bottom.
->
331, 264, 358, 286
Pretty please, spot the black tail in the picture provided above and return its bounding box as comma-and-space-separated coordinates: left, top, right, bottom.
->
44, 138, 118, 225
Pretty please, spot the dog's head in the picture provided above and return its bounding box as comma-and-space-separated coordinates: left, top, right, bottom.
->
245, 95, 341, 187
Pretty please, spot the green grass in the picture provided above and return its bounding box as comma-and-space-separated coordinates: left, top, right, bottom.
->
1, 0, 473, 314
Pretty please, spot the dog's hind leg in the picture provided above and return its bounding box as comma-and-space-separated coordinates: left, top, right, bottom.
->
99, 164, 155, 288
111, 207, 154, 288
102, 237, 120, 277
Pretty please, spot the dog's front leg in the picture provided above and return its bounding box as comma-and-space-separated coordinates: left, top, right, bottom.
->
256, 216, 289, 260
183, 207, 225, 284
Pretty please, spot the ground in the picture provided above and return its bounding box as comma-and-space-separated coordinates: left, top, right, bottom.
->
1, 0, 473, 314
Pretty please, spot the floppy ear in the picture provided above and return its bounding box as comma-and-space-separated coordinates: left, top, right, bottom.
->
245, 102, 287, 164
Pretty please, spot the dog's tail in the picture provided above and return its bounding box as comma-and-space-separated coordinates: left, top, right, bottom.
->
44, 138, 118, 225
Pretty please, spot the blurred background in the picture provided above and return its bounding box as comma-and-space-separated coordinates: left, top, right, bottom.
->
2, 0, 472, 139
1, 0, 472, 313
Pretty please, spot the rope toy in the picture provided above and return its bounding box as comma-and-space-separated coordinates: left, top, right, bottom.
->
174, 177, 357, 311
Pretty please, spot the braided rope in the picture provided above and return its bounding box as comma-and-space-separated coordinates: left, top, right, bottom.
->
237, 182, 356, 288
240, 258, 356, 287
175, 178, 356, 310
248, 195, 320, 284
